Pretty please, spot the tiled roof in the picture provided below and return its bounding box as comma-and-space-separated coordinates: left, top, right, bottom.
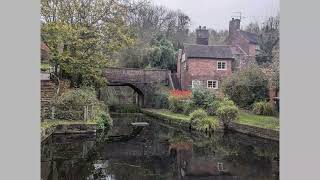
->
240, 30, 258, 44
183, 43, 234, 59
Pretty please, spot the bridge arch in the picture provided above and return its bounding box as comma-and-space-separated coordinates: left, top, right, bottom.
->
107, 82, 144, 107
104, 67, 171, 107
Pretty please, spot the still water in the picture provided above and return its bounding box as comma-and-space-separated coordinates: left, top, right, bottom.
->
41, 114, 279, 180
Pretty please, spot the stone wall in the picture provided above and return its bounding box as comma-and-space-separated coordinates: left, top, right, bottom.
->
41, 80, 56, 119
54, 124, 96, 134
104, 67, 169, 84
228, 122, 279, 141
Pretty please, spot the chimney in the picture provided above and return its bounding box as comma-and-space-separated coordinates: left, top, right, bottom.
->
196, 25, 209, 45
229, 18, 240, 36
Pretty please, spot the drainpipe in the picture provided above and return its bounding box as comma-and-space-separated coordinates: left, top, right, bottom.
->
168, 71, 175, 90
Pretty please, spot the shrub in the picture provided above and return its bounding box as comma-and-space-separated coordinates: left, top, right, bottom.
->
53, 87, 98, 111
205, 101, 221, 116
194, 117, 219, 132
216, 104, 239, 128
54, 109, 83, 120
95, 110, 112, 130
192, 88, 216, 108
253, 101, 275, 116
189, 109, 208, 128
222, 64, 269, 108
168, 96, 185, 113
153, 93, 169, 109
183, 100, 196, 115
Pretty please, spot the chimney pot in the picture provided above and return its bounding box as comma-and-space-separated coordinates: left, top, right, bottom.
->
196, 25, 209, 45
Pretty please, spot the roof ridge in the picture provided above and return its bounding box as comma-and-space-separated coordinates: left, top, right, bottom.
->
183, 43, 232, 47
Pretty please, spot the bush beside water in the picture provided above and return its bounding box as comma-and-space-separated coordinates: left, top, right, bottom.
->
253, 101, 275, 116
189, 108, 219, 131
216, 102, 239, 128
52, 87, 112, 129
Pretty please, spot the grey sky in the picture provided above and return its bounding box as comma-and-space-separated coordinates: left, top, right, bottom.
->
151, 0, 280, 31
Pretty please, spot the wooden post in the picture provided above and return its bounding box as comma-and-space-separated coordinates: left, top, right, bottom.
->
83, 106, 87, 121
51, 106, 55, 120
91, 105, 94, 119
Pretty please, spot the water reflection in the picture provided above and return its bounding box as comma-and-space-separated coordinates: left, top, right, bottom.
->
41, 114, 279, 180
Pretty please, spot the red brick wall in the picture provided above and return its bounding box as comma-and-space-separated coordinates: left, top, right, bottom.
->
249, 44, 257, 56
180, 58, 233, 90
227, 31, 257, 56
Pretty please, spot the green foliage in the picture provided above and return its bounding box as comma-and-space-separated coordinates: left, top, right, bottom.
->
53, 87, 98, 110
54, 109, 83, 120
194, 117, 219, 132
216, 104, 239, 127
222, 64, 269, 108
205, 101, 221, 116
183, 100, 196, 115
253, 101, 275, 116
41, 63, 52, 72
153, 93, 169, 109
41, 0, 135, 88
189, 109, 208, 127
168, 96, 185, 113
191, 88, 216, 108
109, 104, 141, 113
95, 110, 112, 130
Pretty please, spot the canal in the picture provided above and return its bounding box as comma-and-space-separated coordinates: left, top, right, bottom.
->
41, 114, 279, 180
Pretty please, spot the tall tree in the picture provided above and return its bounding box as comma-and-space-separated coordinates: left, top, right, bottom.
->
41, 0, 135, 88
256, 15, 280, 65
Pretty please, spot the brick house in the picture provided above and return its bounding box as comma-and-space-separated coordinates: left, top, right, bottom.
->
225, 18, 259, 69
176, 18, 259, 91
176, 26, 234, 91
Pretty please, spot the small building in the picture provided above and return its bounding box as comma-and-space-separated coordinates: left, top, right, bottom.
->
176, 18, 259, 91
176, 26, 234, 91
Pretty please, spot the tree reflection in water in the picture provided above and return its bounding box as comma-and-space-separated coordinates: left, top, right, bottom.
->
41, 115, 279, 180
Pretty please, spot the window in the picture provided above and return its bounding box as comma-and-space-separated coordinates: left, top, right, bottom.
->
192, 80, 202, 89
217, 61, 227, 70
207, 80, 218, 89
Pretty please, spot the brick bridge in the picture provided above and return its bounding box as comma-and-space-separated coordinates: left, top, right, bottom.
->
104, 67, 172, 107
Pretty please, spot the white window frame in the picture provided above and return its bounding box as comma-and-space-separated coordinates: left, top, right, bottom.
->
192, 80, 202, 89
217, 61, 227, 70
207, 80, 218, 89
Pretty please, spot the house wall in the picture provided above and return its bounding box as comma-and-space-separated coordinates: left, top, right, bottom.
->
180, 58, 233, 90
227, 31, 258, 57
248, 44, 257, 56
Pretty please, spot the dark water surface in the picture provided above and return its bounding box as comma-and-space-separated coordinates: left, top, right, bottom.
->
41, 114, 279, 180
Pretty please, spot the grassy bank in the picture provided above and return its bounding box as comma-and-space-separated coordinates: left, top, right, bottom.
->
142, 109, 279, 131
238, 112, 279, 131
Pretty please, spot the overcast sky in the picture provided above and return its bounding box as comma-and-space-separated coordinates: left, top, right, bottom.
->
151, 0, 280, 31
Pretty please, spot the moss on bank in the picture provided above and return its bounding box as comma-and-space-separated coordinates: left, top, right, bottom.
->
142, 109, 279, 131
41, 119, 97, 132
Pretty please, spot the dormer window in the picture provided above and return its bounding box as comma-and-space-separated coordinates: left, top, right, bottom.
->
217, 61, 227, 70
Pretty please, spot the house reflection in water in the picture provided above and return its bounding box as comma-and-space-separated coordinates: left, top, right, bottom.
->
169, 141, 236, 179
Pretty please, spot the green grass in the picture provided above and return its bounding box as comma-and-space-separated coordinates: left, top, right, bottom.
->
142, 109, 217, 122
143, 109, 279, 131
238, 112, 279, 131
41, 63, 52, 72
41, 119, 97, 131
